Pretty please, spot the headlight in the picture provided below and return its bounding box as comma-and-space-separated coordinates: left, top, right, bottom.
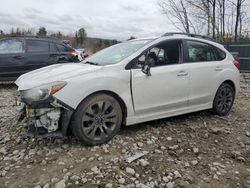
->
21, 81, 67, 102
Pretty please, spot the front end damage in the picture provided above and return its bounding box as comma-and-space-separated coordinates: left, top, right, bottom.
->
17, 94, 74, 138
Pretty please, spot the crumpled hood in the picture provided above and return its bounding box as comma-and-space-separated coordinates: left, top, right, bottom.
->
15, 63, 102, 90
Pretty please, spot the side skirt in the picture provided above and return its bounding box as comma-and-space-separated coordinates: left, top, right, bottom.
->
125, 103, 212, 126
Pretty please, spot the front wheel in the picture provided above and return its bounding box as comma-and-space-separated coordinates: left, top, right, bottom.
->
213, 83, 235, 116
71, 93, 123, 145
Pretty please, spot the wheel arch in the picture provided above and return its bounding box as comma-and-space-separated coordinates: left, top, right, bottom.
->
75, 90, 127, 124
212, 79, 236, 104
221, 80, 236, 91
65, 90, 128, 136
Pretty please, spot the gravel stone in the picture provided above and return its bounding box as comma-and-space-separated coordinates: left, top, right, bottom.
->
126, 167, 135, 176
54, 180, 66, 188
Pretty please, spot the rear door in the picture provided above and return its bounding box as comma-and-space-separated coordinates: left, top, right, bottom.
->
56, 43, 73, 63
48, 42, 60, 65
24, 39, 51, 72
183, 40, 227, 106
0, 39, 25, 81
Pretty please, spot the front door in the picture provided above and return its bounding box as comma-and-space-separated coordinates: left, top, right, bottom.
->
131, 40, 189, 115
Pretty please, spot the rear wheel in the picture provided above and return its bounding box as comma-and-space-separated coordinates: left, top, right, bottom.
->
71, 93, 122, 145
213, 83, 235, 116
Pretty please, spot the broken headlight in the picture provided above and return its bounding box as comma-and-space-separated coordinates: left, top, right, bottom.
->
20, 81, 67, 102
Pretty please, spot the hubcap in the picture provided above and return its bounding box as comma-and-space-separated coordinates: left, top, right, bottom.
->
217, 87, 233, 113
82, 101, 117, 141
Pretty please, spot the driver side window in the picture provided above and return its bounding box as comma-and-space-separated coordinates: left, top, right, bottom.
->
133, 40, 181, 68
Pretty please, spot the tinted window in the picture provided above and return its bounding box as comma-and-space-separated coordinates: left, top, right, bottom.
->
49, 43, 58, 52
186, 41, 226, 62
0, 39, 23, 54
213, 47, 226, 60
27, 40, 49, 52
56, 44, 70, 52
186, 41, 216, 62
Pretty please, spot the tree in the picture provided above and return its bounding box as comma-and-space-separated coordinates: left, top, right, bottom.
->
75, 32, 79, 44
10, 28, 15, 36
0, 30, 4, 39
77, 28, 87, 45
56, 32, 62, 39
234, 0, 246, 40
0, 30, 4, 36
159, 0, 249, 41
158, 0, 194, 33
36, 27, 47, 37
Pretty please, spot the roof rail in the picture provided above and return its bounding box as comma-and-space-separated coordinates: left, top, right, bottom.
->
162, 32, 214, 41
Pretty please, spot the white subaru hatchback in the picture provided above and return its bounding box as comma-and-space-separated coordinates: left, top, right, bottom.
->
16, 33, 240, 145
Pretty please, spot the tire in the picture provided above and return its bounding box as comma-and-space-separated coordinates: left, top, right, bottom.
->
71, 93, 123, 145
213, 83, 235, 116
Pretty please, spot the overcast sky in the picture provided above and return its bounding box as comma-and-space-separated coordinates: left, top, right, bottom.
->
0, 0, 177, 40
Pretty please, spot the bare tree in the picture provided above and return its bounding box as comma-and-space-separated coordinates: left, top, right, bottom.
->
235, 0, 240, 40
159, 0, 249, 41
158, 0, 195, 33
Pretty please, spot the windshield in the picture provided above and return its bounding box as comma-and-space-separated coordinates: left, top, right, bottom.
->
84, 39, 152, 65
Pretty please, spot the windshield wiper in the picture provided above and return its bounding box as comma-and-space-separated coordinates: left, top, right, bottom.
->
85, 61, 100, 66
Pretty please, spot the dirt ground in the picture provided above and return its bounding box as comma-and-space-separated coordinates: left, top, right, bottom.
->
0, 74, 249, 188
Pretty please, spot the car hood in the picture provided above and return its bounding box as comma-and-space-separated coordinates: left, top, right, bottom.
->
15, 63, 102, 90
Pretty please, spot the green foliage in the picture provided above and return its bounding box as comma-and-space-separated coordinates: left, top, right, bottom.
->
36, 27, 47, 37
77, 28, 87, 44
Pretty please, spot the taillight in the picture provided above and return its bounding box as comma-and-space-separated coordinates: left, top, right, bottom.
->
70, 50, 77, 57
233, 60, 240, 69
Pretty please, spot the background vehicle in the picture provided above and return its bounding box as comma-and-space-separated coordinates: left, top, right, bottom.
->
16, 33, 240, 145
0, 37, 79, 81
75, 48, 88, 61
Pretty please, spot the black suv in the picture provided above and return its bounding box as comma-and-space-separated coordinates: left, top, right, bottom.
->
0, 37, 79, 81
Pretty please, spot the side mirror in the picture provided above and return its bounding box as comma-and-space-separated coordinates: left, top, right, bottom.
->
142, 64, 151, 76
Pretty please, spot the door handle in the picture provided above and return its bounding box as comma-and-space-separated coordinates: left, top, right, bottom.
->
215, 66, 223, 71
177, 71, 188, 76
50, 54, 58, 57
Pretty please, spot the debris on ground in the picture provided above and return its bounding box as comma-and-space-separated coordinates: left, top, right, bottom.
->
0, 74, 249, 188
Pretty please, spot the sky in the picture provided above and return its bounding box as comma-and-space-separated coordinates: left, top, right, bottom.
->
0, 0, 176, 40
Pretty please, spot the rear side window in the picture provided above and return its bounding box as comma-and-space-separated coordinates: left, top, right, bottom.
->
186, 40, 226, 62
213, 48, 226, 60
0, 39, 23, 54
49, 43, 58, 52
56, 44, 70, 52
27, 40, 49, 52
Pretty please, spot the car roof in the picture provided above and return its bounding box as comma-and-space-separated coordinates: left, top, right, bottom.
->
130, 34, 224, 50
0, 36, 66, 44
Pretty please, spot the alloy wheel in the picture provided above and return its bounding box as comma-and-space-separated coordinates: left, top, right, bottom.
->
216, 87, 234, 113
81, 100, 117, 141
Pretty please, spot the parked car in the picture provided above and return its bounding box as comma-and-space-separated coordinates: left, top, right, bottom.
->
0, 37, 79, 81
15, 33, 240, 145
75, 48, 88, 61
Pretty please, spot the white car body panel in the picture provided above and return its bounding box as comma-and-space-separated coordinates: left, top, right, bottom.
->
15, 35, 240, 127
15, 63, 102, 90
131, 64, 189, 114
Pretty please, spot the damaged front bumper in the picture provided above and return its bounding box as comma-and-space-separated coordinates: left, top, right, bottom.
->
17, 96, 74, 137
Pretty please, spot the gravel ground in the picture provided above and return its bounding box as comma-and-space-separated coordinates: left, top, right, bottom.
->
0, 75, 249, 188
